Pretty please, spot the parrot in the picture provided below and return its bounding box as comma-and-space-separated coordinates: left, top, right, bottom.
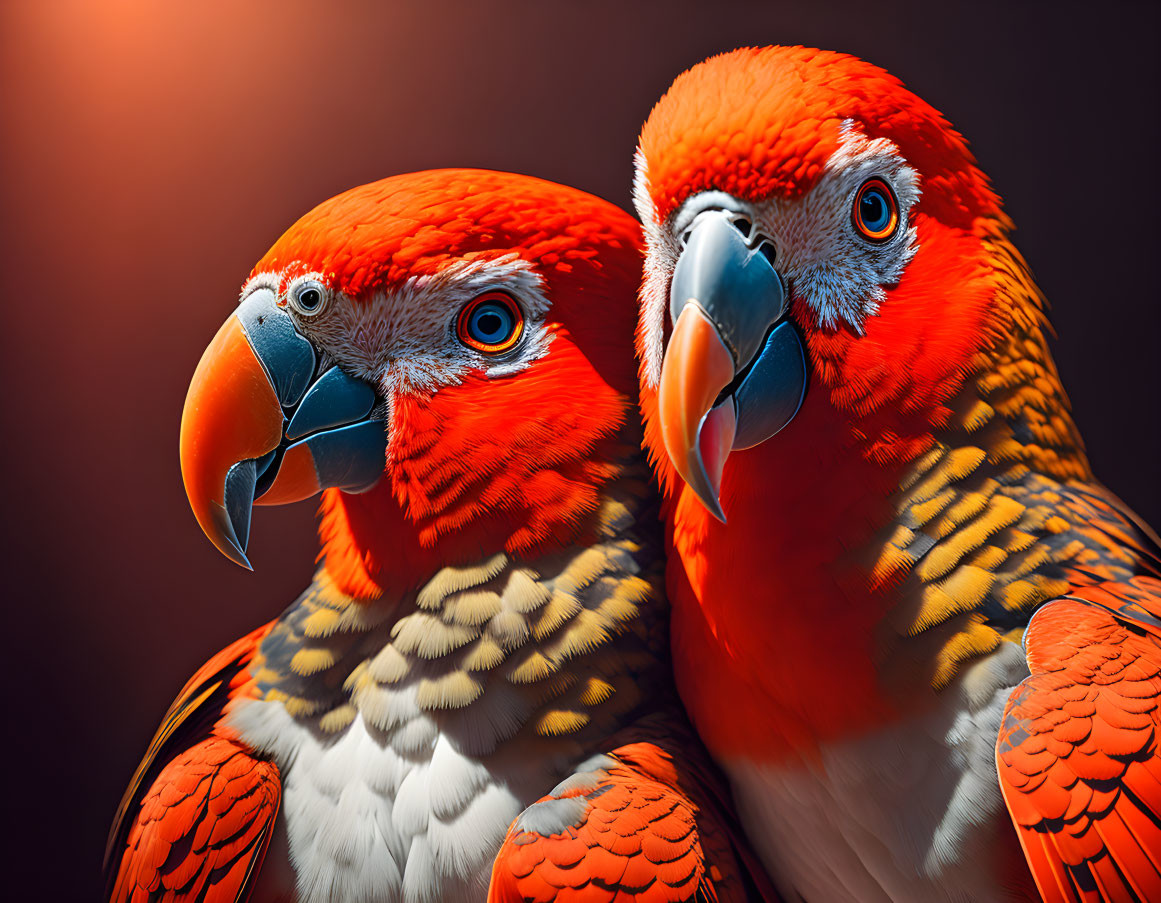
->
631, 45, 1161, 902
104, 168, 776, 903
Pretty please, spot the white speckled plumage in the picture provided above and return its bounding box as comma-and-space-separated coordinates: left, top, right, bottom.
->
233, 701, 562, 903
214, 464, 665, 903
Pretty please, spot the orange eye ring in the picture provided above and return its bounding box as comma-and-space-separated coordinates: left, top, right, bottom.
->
456, 291, 525, 354
852, 178, 900, 242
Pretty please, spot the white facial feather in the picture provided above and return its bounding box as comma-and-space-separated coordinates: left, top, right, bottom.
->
238, 253, 554, 399
634, 121, 921, 386
757, 122, 920, 331
633, 149, 673, 390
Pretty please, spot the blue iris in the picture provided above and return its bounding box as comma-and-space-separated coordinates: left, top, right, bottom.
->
468, 301, 516, 346
859, 186, 893, 234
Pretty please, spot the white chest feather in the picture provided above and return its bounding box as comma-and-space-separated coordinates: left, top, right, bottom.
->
224, 517, 659, 902
230, 698, 558, 903
727, 643, 1031, 903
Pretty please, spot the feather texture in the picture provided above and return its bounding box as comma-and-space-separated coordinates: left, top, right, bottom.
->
634, 45, 1161, 901
109, 169, 773, 901
106, 624, 278, 903
491, 713, 777, 903
998, 581, 1161, 901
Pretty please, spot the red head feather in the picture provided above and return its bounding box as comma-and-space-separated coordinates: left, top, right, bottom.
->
252, 169, 645, 599
636, 47, 1067, 477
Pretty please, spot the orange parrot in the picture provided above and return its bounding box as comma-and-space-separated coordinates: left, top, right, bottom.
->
104, 169, 774, 903
633, 47, 1161, 902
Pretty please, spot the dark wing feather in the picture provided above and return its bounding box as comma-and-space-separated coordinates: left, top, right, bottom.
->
106, 621, 278, 902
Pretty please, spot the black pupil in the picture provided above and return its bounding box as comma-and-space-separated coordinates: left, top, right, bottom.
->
860, 190, 888, 230
472, 304, 512, 344
299, 288, 321, 309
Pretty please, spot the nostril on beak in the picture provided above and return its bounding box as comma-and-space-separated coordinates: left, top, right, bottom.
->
730, 216, 753, 239
758, 241, 777, 266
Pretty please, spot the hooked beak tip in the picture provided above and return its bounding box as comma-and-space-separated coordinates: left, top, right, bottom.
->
196, 501, 255, 570
694, 477, 728, 524
658, 304, 737, 521
685, 400, 737, 523
217, 523, 254, 570
180, 315, 283, 568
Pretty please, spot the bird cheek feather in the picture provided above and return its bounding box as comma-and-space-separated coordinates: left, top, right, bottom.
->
804, 214, 1001, 423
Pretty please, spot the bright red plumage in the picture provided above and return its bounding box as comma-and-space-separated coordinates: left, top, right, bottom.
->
109, 169, 775, 902
634, 46, 1161, 901
250, 169, 646, 600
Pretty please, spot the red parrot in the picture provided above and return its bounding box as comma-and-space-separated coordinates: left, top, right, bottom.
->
105, 169, 774, 903
633, 46, 1161, 902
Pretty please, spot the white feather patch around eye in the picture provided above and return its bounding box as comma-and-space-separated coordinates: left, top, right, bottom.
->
634, 121, 923, 384
240, 254, 555, 398
753, 120, 921, 332
239, 270, 282, 301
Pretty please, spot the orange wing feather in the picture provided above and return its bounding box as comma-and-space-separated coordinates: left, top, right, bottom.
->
109, 735, 280, 903
106, 622, 279, 903
997, 578, 1161, 902
489, 714, 778, 903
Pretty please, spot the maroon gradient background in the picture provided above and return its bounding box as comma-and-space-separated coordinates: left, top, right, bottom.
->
2, 0, 1158, 896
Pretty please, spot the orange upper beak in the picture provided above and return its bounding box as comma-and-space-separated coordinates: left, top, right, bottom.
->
658, 304, 738, 522
655, 208, 807, 521
180, 288, 386, 568
180, 315, 284, 568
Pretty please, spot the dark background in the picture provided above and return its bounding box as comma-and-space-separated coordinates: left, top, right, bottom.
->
2, 1, 1157, 897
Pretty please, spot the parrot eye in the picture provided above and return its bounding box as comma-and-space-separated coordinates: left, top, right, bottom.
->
289, 280, 328, 317
852, 179, 899, 242
457, 292, 524, 354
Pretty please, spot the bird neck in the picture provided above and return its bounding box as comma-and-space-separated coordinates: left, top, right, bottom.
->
317, 369, 641, 601
240, 455, 669, 759
665, 218, 1099, 759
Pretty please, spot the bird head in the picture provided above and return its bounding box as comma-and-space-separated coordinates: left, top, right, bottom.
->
180, 169, 643, 595
634, 46, 1036, 520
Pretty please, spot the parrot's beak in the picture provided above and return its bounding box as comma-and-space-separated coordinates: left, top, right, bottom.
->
658, 210, 808, 521
180, 288, 386, 568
